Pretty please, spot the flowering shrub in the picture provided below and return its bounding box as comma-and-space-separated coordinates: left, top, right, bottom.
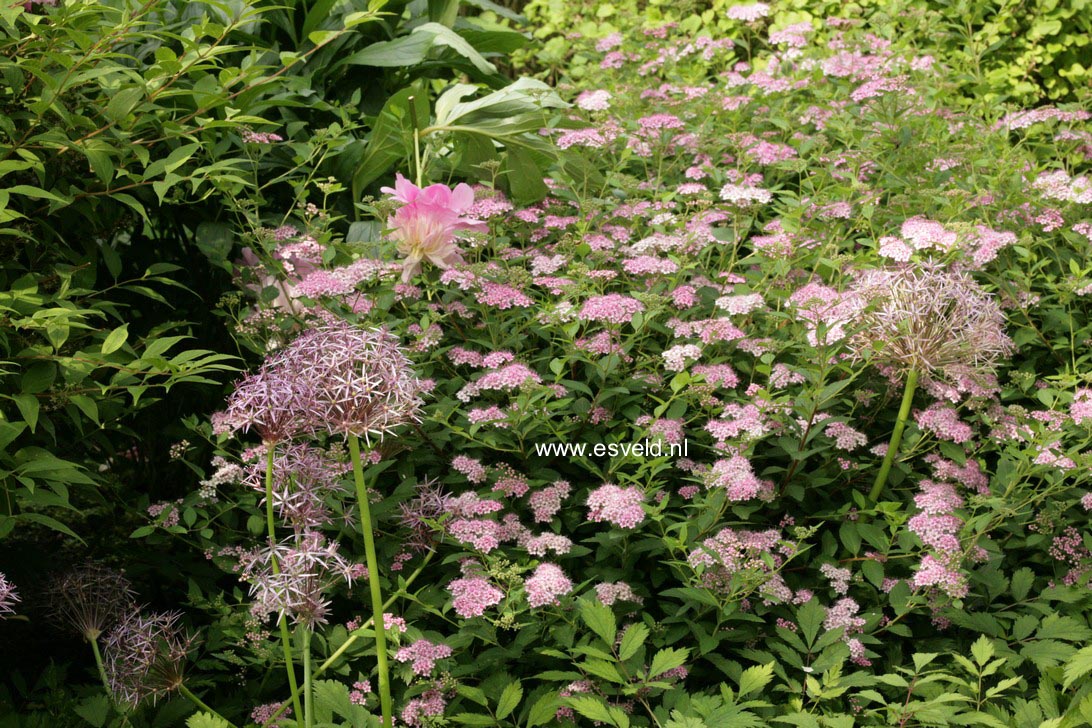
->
5, 1, 1092, 727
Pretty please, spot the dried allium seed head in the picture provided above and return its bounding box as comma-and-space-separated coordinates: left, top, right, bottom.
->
48, 562, 135, 640
103, 610, 193, 707
0, 572, 20, 618
848, 266, 1014, 384
283, 322, 423, 442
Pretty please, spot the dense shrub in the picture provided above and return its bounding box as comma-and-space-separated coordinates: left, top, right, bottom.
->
519, 0, 1092, 105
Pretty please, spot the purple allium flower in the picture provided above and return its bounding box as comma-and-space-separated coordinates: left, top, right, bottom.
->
103, 610, 193, 707
848, 266, 1015, 385
48, 562, 135, 640
0, 572, 19, 618
398, 478, 450, 551
218, 365, 315, 444
243, 531, 357, 629
244, 443, 350, 531
283, 322, 423, 442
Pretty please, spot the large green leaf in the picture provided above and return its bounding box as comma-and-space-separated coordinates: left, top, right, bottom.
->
341, 23, 496, 74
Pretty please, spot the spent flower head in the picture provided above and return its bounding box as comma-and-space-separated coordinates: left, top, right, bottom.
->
48, 562, 135, 640
244, 443, 350, 531
0, 572, 19, 618
104, 610, 193, 707
244, 531, 358, 629
218, 364, 316, 444
848, 265, 1014, 384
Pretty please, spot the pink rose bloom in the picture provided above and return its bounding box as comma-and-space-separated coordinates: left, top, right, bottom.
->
381, 174, 486, 282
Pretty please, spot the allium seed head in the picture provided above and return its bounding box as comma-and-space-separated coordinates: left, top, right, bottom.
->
243, 531, 358, 629
0, 572, 20, 618
103, 610, 193, 707
848, 266, 1014, 385
219, 365, 315, 443
48, 562, 135, 640
244, 443, 350, 531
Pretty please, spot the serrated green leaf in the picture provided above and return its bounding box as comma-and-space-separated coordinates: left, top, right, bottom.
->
526, 691, 561, 726
797, 599, 825, 648
495, 680, 521, 720
971, 635, 995, 667
567, 695, 614, 723
738, 661, 774, 698
185, 712, 231, 728
1063, 645, 1092, 689
580, 599, 617, 646
618, 623, 649, 661
450, 715, 496, 726
73, 694, 110, 727
1011, 567, 1035, 602
649, 647, 689, 678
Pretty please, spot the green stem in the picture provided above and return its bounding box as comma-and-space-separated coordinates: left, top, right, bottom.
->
302, 628, 313, 728
868, 368, 919, 504
178, 683, 234, 725
265, 444, 305, 722
348, 434, 393, 728
89, 637, 110, 694
408, 96, 423, 187
260, 550, 435, 727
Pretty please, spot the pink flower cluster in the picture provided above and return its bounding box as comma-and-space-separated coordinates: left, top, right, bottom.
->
915, 403, 973, 443
524, 563, 573, 608
448, 576, 504, 618
586, 484, 646, 529
688, 527, 796, 603
578, 294, 645, 325
529, 480, 571, 522
595, 581, 642, 606
909, 478, 969, 598
704, 455, 772, 501
394, 639, 453, 676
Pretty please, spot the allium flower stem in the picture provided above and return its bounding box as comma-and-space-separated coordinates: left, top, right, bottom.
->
259, 549, 435, 727
90, 637, 110, 697
264, 445, 304, 723
868, 368, 919, 504
302, 628, 314, 728
178, 683, 231, 725
348, 434, 393, 728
